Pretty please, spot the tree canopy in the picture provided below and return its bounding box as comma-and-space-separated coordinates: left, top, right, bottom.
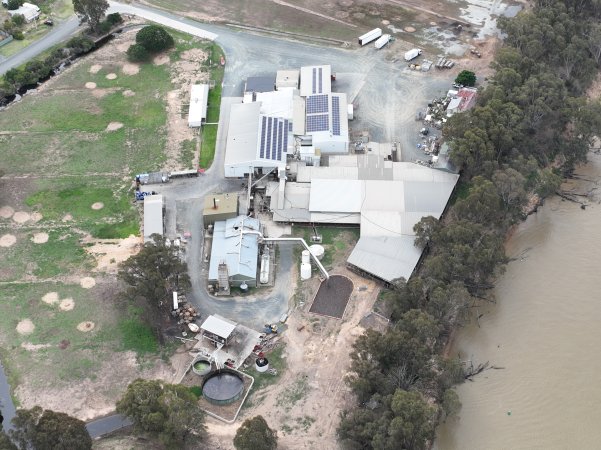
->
72, 0, 109, 33
136, 25, 174, 53
233, 415, 278, 450
455, 70, 476, 86
117, 379, 206, 448
8, 407, 91, 450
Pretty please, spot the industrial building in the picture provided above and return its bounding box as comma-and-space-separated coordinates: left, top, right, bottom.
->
224, 64, 349, 178
208, 216, 262, 291
143, 195, 164, 243
188, 84, 209, 127
203, 193, 239, 227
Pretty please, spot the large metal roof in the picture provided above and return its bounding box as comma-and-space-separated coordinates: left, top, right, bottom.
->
143, 195, 163, 242
224, 102, 262, 167
201, 314, 237, 339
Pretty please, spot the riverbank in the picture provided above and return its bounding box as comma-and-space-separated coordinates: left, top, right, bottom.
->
435, 152, 601, 449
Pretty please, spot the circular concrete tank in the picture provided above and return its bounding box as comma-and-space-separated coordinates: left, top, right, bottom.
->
192, 357, 212, 376
202, 370, 245, 405
309, 244, 325, 260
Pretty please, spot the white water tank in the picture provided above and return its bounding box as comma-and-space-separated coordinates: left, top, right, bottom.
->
301, 250, 311, 264
300, 262, 311, 280
255, 357, 269, 373
309, 244, 325, 260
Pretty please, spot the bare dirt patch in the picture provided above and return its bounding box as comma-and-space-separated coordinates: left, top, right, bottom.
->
12, 211, 30, 223
171, 48, 209, 88
80, 277, 96, 289
154, 54, 170, 65
16, 319, 35, 335
122, 63, 140, 75
91, 88, 116, 99
0, 234, 16, 247
21, 342, 52, 351
30, 212, 42, 222
89, 64, 102, 74
91, 202, 104, 210
122, 89, 136, 97
404, 26, 416, 32
62, 213, 73, 222
106, 73, 117, 80
42, 292, 59, 305
106, 122, 124, 132
32, 232, 49, 244
77, 321, 95, 332
59, 298, 75, 311
85, 82, 97, 89
83, 234, 142, 274
0, 206, 14, 219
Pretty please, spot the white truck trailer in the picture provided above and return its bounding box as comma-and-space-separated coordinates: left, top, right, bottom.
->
358, 28, 382, 46
374, 34, 391, 49
404, 48, 422, 61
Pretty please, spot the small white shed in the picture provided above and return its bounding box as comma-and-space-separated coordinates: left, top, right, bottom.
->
188, 84, 209, 127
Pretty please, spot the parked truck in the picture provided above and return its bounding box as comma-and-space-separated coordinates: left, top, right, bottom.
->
374, 34, 391, 49
404, 48, 422, 61
135, 172, 169, 185
358, 28, 382, 46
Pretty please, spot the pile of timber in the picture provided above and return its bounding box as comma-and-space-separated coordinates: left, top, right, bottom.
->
174, 305, 199, 324
436, 57, 455, 69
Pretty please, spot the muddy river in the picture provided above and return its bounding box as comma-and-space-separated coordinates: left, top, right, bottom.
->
435, 153, 601, 450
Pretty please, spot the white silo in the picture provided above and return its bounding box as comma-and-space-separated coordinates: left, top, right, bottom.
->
300, 262, 311, 280
301, 250, 311, 264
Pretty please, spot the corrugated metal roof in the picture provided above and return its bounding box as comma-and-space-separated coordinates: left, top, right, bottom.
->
188, 84, 209, 127
224, 102, 262, 167
143, 195, 163, 242
309, 179, 363, 212
256, 90, 294, 118
201, 314, 237, 339
300, 65, 332, 97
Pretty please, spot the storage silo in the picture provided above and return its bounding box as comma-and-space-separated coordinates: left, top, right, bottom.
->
300, 262, 311, 280
301, 250, 311, 264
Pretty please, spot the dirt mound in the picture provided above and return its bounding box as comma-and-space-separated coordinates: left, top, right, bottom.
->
80, 277, 96, 289
106, 73, 117, 80
0, 234, 16, 247
42, 292, 59, 305
62, 213, 73, 222
106, 122, 123, 132
21, 342, 51, 351
85, 82, 97, 89
122, 64, 139, 75
0, 206, 14, 219
154, 54, 170, 65
59, 298, 75, 311
12, 211, 30, 223
381, 19, 390, 25
89, 64, 102, 74
91, 202, 104, 210
30, 212, 42, 222
58, 339, 70, 349
404, 26, 416, 32
77, 321, 95, 332
17, 319, 35, 335
122, 89, 135, 97
32, 232, 49, 244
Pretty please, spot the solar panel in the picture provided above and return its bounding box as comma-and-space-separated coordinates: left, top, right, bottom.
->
284, 123, 289, 151
288, 121, 293, 132
260, 116, 266, 158
312, 68, 316, 94
277, 122, 283, 160
332, 96, 341, 136
266, 117, 272, 159
271, 118, 278, 159
318, 68, 323, 93
306, 113, 329, 132
306, 94, 329, 114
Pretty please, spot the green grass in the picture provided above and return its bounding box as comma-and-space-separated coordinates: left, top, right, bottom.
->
199, 124, 217, 169
277, 374, 310, 412
189, 385, 203, 398
179, 138, 197, 168
119, 317, 158, 354
244, 346, 286, 397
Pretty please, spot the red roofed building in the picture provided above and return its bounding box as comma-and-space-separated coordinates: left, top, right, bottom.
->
446, 87, 478, 117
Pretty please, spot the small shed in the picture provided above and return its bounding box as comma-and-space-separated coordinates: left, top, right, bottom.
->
188, 84, 209, 127
8, 2, 40, 22
200, 314, 237, 346
143, 195, 164, 243
203, 193, 238, 227
276, 70, 300, 90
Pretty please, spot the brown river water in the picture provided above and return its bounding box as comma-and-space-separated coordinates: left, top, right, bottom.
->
434, 153, 601, 450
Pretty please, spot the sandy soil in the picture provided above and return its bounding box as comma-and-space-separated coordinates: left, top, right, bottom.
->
106, 122, 124, 132
89, 64, 102, 74
153, 54, 170, 65
83, 234, 142, 274
59, 298, 75, 311
122, 89, 136, 97
77, 321, 95, 332
30, 212, 42, 222
32, 232, 49, 244
206, 268, 380, 448
106, 73, 117, 80
0, 234, 16, 247
80, 277, 96, 289
12, 211, 30, 223
21, 342, 52, 351
85, 82, 97, 89
122, 63, 140, 75
0, 206, 14, 219
16, 319, 35, 335
62, 213, 73, 222
42, 292, 59, 305
91, 202, 104, 210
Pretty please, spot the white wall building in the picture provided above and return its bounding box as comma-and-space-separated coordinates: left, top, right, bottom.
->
188, 84, 209, 127
8, 2, 40, 22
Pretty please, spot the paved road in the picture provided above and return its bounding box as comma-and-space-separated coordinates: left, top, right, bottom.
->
0, 16, 80, 76
86, 413, 132, 439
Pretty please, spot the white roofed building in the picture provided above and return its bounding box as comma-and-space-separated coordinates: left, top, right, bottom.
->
143, 195, 164, 243
188, 84, 209, 127
8, 2, 40, 22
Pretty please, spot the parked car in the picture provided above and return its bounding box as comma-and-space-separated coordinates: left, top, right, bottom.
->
43, 19, 53, 26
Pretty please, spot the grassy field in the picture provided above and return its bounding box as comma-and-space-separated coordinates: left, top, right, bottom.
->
295, 226, 360, 270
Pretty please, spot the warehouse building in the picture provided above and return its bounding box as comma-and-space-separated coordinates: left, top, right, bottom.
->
208, 216, 262, 290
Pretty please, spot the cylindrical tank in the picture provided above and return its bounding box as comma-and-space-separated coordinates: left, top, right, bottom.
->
301, 250, 311, 264
260, 254, 269, 284
192, 356, 212, 376
240, 282, 248, 292
255, 357, 269, 373
300, 262, 311, 280
309, 244, 325, 260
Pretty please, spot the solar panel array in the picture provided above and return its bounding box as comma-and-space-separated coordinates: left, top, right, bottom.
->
311, 67, 325, 94
332, 96, 341, 136
312, 68, 316, 94
306, 114, 329, 133
306, 94, 329, 114
259, 116, 289, 161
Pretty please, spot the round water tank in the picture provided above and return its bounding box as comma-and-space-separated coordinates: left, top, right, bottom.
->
309, 244, 325, 260
301, 250, 311, 264
255, 357, 269, 373
300, 262, 311, 280
240, 282, 248, 292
